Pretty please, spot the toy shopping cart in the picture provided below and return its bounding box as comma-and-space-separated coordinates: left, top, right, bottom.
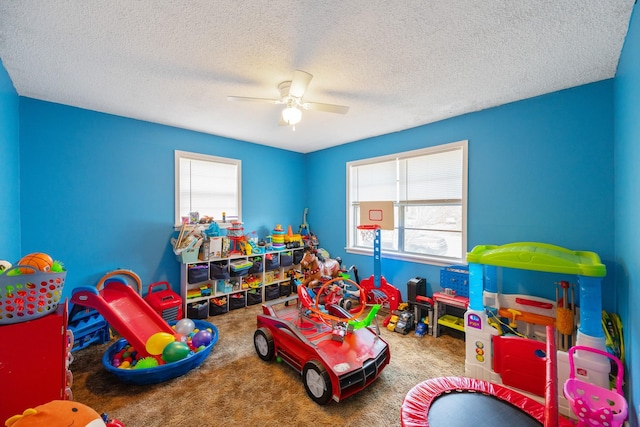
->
563, 345, 627, 427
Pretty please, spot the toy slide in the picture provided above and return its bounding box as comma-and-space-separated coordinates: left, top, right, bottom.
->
71, 279, 176, 358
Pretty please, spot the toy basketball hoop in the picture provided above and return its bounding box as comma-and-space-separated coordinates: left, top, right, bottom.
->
357, 224, 380, 244
563, 345, 628, 427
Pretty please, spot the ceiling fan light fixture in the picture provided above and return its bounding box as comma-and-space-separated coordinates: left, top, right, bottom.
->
282, 105, 302, 125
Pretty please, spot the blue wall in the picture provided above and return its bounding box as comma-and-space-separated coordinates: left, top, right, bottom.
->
18, 99, 305, 297
2, 7, 637, 417
0, 59, 21, 261
614, 3, 639, 424
307, 81, 615, 308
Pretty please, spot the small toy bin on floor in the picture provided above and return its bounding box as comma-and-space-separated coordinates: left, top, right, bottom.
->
103, 319, 218, 385
564, 345, 628, 427
144, 281, 183, 322
0, 266, 66, 325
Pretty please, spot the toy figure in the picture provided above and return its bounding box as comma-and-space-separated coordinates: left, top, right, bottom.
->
300, 247, 342, 287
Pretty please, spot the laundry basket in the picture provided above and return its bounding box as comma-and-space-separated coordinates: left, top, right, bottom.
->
0, 266, 66, 324
563, 345, 628, 427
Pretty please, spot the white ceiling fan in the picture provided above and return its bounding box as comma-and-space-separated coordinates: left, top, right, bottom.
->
227, 70, 349, 126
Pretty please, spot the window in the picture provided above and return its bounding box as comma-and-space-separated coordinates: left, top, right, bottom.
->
346, 140, 467, 265
175, 151, 241, 226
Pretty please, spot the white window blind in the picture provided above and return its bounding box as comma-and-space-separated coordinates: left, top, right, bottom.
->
346, 140, 467, 264
175, 151, 241, 225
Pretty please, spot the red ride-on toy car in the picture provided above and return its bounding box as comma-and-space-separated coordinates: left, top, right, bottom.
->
254, 277, 390, 405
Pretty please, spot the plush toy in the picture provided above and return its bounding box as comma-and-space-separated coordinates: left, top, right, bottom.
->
5, 400, 107, 427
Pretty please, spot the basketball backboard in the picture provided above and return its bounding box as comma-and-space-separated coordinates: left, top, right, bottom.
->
359, 201, 394, 230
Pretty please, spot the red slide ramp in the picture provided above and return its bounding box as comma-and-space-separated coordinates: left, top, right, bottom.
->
71, 279, 176, 357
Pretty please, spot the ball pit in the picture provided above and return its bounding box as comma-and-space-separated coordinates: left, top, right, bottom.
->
102, 319, 218, 385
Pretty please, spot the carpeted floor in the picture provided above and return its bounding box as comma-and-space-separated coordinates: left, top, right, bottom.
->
71, 302, 465, 427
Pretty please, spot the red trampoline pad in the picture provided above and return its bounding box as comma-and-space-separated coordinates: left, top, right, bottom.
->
400, 376, 574, 427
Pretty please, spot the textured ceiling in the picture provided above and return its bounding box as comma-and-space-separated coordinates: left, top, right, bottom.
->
0, 1, 634, 153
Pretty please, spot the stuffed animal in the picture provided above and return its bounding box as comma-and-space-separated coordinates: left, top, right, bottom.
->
5, 400, 107, 427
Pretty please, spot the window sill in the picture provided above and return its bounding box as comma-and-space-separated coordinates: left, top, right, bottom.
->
174, 221, 235, 230
345, 247, 464, 267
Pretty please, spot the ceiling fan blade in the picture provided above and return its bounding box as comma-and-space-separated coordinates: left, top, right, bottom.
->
227, 96, 281, 104
289, 70, 313, 98
303, 102, 350, 114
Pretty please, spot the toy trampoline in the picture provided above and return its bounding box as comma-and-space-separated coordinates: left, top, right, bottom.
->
401, 376, 574, 427
401, 326, 574, 426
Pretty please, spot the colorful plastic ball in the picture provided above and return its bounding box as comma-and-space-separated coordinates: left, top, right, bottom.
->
161, 341, 190, 363
174, 318, 195, 335
191, 329, 213, 348
134, 357, 159, 370
50, 260, 65, 272
145, 332, 175, 355
18, 252, 53, 274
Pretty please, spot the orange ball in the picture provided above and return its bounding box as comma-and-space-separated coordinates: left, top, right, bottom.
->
18, 252, 53, 274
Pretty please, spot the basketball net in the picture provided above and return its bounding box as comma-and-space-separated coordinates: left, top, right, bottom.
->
357, 224, 380, 244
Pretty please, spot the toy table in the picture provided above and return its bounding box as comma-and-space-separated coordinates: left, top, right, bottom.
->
433, 292, 469, 337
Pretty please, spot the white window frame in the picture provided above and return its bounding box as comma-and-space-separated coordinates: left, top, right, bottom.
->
346, 140, 468, 266
174, 150, 241, 227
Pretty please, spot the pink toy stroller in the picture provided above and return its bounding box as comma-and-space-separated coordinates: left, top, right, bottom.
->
563, 345, 627, 427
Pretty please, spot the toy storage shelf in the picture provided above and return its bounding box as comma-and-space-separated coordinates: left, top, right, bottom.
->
178, 247, 303, 319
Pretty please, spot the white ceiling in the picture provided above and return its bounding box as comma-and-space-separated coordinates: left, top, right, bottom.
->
0, 1, 634, 154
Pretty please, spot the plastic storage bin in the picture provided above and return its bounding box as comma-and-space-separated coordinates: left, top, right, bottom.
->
216, 280, 233, 294
0, 266, 66, 324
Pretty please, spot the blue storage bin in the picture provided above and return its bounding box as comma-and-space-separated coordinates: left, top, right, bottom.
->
247, 290, 262, 306
210, 261, 230, 279
187, 264, 209, 284
229, 293, 246, 310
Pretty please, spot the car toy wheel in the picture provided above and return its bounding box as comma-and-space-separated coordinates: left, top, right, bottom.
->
339, 298, 352, 311
303, 360, 332, 405
254, 328, 275, 361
